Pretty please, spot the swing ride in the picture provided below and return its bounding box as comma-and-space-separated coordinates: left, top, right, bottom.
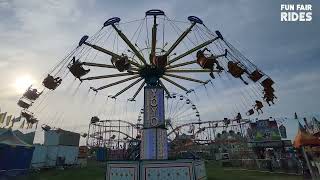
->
14, 9, 278, 179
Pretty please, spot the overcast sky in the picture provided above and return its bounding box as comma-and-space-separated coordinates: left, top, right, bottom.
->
0, 0, 319, 142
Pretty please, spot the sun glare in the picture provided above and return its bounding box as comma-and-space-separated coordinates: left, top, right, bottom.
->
14, 75, 35, 93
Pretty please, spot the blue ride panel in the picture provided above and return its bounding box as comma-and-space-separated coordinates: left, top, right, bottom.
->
106, 161, 139, 180
140, 128, 168, 160
105, 160, 207, 180
143, 86, 165, 128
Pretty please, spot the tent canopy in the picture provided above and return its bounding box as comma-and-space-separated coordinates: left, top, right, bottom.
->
0, 129, 32, 147
0, 129, 35, 175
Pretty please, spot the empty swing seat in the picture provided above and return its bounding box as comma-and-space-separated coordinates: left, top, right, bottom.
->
249, 70, 263, 82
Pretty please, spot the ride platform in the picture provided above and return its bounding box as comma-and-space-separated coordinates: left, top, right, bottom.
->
105, 159, 206, 180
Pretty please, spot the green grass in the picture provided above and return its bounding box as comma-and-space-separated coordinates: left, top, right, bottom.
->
205, 162, 302, 180
20, 160, 303, 180
20, 161, 105, 180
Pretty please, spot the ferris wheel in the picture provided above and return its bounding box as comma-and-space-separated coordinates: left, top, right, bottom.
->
137, 92, 200, 140
16, 9, 277, 137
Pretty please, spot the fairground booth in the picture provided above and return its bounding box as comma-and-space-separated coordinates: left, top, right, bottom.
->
243, 119, 299, 172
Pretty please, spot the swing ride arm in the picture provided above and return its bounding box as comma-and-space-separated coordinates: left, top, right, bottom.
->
129, 81, 146, 101
91, 75, 140, 91
167, 37, 220, 65
81, 62, 115, 68
84, 42, 120, 58
111, 78, 144, 98
166, 69, 220, 73
82, 43, 141, 67
165, 22, 196, 56
161, 76, 190, 92
81, 72, 139, 81
111, 25, 147, 65
158, 80, 171, 97
166, 60, 197, 69
164, 73, 209, 84
166, 49, 226, 70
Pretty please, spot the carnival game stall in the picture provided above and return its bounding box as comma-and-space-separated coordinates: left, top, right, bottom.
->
224, 119, 301, 173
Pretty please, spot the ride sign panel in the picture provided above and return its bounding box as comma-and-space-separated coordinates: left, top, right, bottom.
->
144, 86, 165, 128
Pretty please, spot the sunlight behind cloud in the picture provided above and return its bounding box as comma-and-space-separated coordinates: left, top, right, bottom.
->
14, 75, 35, 93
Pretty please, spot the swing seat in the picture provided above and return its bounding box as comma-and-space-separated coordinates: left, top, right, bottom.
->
264, 86, 275, 94
264, 91, 275, 98
153, 55, 167, 68
23, 88, 41, 100
197, 55, 214, 70
112, 56, 131, 72
43, 75, 61, 90
21, 111, 33, 120
249, 70, 263, 82
261, 78, 274, 87
69, 63, 90, 78
18, 99, 31, 109
228, 62, 245, 78
255, 101, 263, 108
27, 117, 38, 124
256, 104, 263, 109
246, 109, 254, 116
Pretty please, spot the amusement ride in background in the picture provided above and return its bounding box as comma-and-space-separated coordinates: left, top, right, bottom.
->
14, 9, 277, 157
